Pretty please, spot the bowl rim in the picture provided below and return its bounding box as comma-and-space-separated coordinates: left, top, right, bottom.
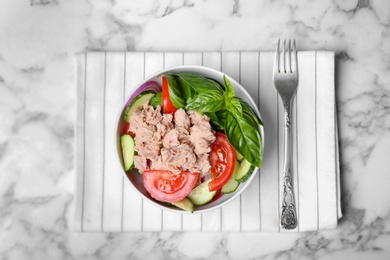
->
114, 64, 264, 214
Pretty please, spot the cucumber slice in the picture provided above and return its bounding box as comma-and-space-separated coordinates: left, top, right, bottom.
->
124, 91, 155, 122
235, 159, 256, 183
171, 198, 194, 213
235, 151, 244, 161
120, 134, 135, 171
188, 179, 216, 206
221, 176, 240, 194
221, 163, 240, 194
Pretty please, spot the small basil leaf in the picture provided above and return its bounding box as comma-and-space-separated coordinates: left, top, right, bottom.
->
164, 74, 186, 109
205, 112, 224, 130
226, 97, 242, 116
237, 97, 264, 126
185, 90, 225, 113
224, 110, 262, 168
149, 92, 162, 107
223, 75, 235, 100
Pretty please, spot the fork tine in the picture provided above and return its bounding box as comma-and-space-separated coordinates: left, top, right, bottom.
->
282, 39, 286, 73
292, 39, 298, 73
287, 39, 292, 73
274, 38, 280, 73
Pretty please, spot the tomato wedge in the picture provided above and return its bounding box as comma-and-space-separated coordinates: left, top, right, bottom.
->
162, 76, 178, 114
143, 170, 199, 203
122, 122, 136, 137
208, 132, 236, 192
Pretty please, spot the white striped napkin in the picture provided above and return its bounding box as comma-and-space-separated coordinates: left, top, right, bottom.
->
74, 51, 341, 232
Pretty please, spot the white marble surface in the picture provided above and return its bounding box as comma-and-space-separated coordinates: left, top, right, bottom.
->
0, 0, 390, 259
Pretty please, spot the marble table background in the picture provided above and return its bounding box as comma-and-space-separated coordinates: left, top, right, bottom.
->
1, 0, 390, 259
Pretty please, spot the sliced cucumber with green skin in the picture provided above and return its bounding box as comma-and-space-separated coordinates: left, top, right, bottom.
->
235, 151, 244, 161
188, 179, 216, 206
235, 159, 256, 183
120, 134, 135, 171
124, 91, 156, 122
221, 163, 240, 194
171, 197, 194, 213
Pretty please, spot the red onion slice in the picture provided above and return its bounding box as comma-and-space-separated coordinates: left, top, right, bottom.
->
200, 174, 211, 183
125, 81, 161, 107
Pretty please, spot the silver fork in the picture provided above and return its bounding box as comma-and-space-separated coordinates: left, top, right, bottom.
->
273, 39, 299, 230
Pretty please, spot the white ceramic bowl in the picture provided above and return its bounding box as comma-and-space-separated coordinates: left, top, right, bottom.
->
115, 65, 264, 214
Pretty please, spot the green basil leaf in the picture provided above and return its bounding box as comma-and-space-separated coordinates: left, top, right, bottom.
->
226, 97, 242, 116
223, 75, 235, 100
164, 74, 186, 109
176, 72, 224, 94
209, 79, 225, 92
237, 97, 264, 126
185, 90, 225, 113
205, 112, 224, 130
175, 76, 193, 101
216, 109, 228, 126
149, 92, 162, 107
224, 110, 262, 168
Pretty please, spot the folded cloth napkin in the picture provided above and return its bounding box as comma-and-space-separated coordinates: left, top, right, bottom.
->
74, 51, 341, 232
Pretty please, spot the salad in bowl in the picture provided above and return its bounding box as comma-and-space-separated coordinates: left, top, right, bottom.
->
116, 66, 264, 213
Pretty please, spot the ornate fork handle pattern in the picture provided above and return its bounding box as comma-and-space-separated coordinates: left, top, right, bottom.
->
281, 169, 297, 229
280, 104, 297, 230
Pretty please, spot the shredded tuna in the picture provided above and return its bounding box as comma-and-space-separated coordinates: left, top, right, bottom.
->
129, 104, 215, 176
133, 155, 147, 173
174, 108, 191, 129
163, 129, 180, 148
129, 104, 161, 165
153, 144, 197, 174
188, 111, 216, 157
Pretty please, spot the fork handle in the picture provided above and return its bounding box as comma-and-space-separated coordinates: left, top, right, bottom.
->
280, 104, 297, 230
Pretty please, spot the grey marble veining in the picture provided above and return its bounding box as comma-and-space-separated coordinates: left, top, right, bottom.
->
0, 0, 390, 259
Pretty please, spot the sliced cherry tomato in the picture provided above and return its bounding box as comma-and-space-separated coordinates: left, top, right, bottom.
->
122, 122, 136, 137
162, 76, 178, 114
208, 132, 236, 192
143, 170, 199, 203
